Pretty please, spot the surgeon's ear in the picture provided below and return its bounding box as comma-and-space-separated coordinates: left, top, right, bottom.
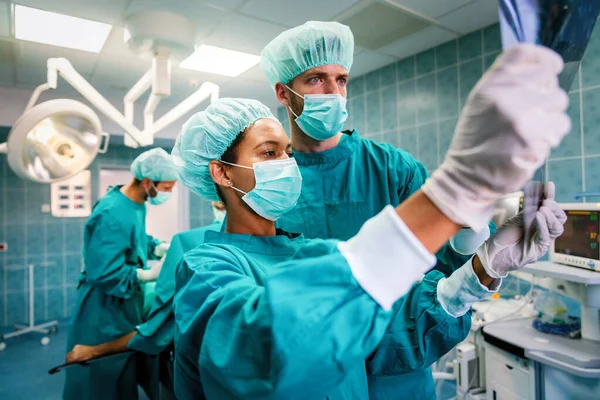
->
209, 161, 233, 189
140, 178, 152, 190
275, 82, 291, 107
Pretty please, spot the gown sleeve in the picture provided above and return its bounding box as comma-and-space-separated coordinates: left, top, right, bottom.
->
366, 270, 470, 376
175, 243, 393, 400
367, 257, 500, 376
129, 233, 186, 354
434, 221, 497, 276
83, 212, 139, 298
146, 234, 162, 260
391, 147, 497, 277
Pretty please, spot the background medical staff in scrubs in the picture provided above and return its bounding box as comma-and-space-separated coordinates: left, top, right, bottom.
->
64, 202, 226, 365
63, 148, 178, 400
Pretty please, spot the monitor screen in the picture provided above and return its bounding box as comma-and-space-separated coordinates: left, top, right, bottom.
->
554, 210, 600, 260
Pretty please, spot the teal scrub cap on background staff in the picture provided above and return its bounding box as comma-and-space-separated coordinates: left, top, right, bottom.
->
131, 148, 179, 182
260, 21, 354, 88
172, 98, 280, 202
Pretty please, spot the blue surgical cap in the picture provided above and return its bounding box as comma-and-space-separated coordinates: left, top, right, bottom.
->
172, 98, 280, 202
260, 21, 354, 88
131, 148, 178, 182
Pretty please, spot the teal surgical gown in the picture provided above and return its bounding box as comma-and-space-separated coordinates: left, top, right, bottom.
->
64, 186, 162, 400
173, 230, 470, 400
277, 130, 495, 399
128, 221, 222, 355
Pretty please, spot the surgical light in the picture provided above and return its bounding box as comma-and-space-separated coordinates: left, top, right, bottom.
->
6, 99, 108, 183
1, 10, 221, 183
14, 5, 112, 53
179, 45, 261, 77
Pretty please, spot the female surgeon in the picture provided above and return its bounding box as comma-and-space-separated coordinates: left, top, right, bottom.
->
171, 45, 569, 400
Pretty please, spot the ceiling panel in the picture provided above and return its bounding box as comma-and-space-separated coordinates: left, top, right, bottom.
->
204, 13, 287, 54
378, 25, 457, 59
195, 0, 247, 11
127, 0, 230, 40
15, 41, 99, 84
239, 0, 362, 28
16, 41, 99, 73
351, 50, 396, 77
15, 0, 129, 24
387, 0, 475, 19
90, 54, 153, 92
438, 0, 498, 35
101, 26, 135, 58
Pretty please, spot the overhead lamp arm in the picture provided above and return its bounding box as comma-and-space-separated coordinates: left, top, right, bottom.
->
23, 56, 220, 148
146, 82, 219, 138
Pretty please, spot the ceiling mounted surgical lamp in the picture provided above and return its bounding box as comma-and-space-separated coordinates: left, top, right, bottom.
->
0, 11, 220, 183
5, 99, 108, 183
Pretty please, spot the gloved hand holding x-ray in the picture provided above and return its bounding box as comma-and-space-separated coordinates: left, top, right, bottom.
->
477, 182, 567, 279
499, 0, 600, 238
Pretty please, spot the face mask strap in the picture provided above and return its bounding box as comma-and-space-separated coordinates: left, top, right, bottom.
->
230, 185, 248, 196
285, 85, 304, 120
219, 160, 253, 170
285, 84, 304, 100
219, 160, 254, 197
288, 106, 300, 119
144, 181, 155, 199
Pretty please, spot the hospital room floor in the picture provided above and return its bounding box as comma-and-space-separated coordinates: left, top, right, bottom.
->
0, 319, 149, 400
0, 320, 456, 399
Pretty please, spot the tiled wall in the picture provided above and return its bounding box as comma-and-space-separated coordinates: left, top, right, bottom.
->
0, 127, 214, 328
280, 23, 600, 204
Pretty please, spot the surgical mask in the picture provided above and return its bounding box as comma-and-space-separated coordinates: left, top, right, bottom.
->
220, 158, 302, 221
449, 227, 491, 256
213, 208, 226, 223
146, 182, 172, 205
286, 85, 347, 141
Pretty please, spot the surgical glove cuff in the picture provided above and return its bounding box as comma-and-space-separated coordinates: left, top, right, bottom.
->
421, 166, 496, 232
450, 226, 491, 256
476, 243, 507, 280
137, 259, 164, 282
337, 205, 437, 311
137, 268, 159, 282
154, 242, 169, 258
437, 258, 501, 317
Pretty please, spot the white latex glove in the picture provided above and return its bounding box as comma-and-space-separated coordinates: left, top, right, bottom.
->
422, 44, 571, 231
154, 242, 170, 258
476, 182, 567, 279
137, 259, 164, 282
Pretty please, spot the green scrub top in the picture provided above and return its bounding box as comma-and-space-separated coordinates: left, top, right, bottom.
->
173, 230, 470, 400
277, 131, 495, 399
128, 221, 222, 355
64, 186, 161, 400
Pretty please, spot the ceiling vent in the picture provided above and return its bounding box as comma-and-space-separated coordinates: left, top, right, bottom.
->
339, 1, 431, 50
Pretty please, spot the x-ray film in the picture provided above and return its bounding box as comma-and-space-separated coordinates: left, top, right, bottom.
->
499, 0, 599, 238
